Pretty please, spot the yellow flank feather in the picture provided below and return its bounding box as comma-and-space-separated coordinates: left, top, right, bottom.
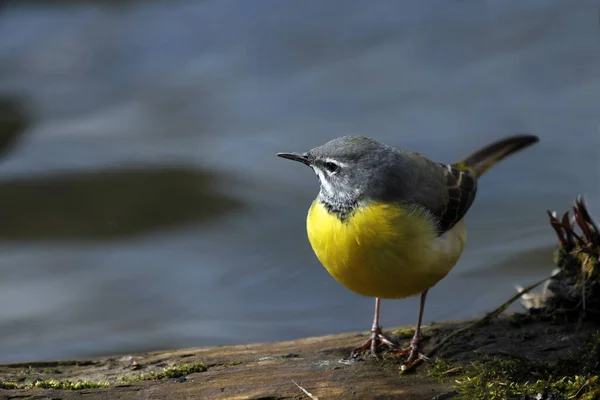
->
306, 200, 467, 299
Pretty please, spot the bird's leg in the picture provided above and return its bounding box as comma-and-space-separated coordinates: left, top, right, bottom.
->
395, 291, 429, 365
351, 298, 397, 356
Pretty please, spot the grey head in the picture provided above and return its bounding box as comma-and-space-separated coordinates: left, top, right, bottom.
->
277, 136, 441, 218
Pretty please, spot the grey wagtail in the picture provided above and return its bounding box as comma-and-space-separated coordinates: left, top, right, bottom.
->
277, 134, 539, 366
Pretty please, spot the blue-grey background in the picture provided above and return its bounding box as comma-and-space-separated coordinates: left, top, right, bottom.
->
0, 0, 598, 363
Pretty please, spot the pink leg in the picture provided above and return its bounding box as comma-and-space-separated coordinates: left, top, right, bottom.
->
395, 291, 430, 365
352, 298, 398, 356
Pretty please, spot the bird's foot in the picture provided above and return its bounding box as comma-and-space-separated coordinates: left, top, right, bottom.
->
394, 337, 429, 371
351, 326, 397, 357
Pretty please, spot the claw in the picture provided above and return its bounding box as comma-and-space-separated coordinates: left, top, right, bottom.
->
394, 334, 427, 367
398, 346, 429, 372
351, 326, 397, 357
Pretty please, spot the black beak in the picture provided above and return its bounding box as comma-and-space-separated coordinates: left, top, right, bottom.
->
276, 152, 311, 166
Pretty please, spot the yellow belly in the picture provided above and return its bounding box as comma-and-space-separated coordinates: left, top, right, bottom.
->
306, 200, 466, 299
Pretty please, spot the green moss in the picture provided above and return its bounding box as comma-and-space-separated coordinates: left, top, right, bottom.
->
428, 332, 600, 400
228, 361, 243, 366
451, 357, 547, 399
455, 372, 599, 400
430, 356, 600, 399
427, 359, 462, 380
0, 382, 18, 389
32, 380, 109, 390
0, 362, 207, 390
0, 379, 109, 390
392, 328, 415, 339
130, 362, 207, 381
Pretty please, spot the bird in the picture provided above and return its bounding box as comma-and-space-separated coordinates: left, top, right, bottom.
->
276, 134, 539, 367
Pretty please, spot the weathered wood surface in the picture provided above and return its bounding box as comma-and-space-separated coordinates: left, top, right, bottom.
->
0, 327, 454, 399
0, 315, 595, 400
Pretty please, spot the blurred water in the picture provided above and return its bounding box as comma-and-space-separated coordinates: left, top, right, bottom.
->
0, 0, 598, 363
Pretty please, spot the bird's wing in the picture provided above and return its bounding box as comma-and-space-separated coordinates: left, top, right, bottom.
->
379, 150, 478, 235
432, 163, 478, 234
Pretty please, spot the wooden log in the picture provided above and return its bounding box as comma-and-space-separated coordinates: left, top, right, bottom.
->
0, 315, 596, 400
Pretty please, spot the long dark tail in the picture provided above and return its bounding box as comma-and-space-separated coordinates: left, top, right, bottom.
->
452, 134, 539, 178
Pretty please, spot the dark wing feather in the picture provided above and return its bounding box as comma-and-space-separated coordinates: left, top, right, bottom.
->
434, 163, 478, 234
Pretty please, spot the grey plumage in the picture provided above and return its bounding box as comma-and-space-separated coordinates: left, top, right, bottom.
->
305, 136, 456, 233
278, 134, 538, 235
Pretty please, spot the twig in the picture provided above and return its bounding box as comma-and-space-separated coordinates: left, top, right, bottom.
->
400, 272, 557, 374
292, 379, 319, 400
572, 376, 593, 398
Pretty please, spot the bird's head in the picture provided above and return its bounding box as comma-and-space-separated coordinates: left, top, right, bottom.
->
277, 136, 398, 208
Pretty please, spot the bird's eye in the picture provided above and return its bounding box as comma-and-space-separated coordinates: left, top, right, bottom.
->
323, 161, 340, 174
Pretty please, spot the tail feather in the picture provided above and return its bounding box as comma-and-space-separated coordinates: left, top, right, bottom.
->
452, 134, 539, 178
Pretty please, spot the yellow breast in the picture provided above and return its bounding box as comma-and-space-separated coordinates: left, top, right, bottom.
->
306, 199, 466, 299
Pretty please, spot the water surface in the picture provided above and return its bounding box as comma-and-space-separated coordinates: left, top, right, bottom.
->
0, 0, 598, 362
